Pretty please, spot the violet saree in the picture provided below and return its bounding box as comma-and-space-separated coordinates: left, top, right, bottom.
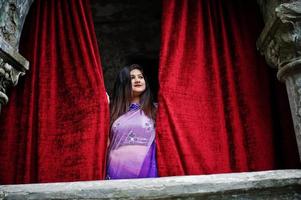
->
106, 104, 157, 179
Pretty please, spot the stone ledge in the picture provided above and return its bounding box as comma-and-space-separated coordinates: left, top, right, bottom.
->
0, 170, 301, 199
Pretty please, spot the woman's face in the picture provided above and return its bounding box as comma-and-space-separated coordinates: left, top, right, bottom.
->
130, 69, 146, 97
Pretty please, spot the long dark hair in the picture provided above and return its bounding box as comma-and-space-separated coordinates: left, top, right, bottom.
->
110, 64, 156, 125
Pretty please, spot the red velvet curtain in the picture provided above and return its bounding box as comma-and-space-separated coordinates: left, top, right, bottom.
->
156, 0, 297, 176
0, 0, 109, 184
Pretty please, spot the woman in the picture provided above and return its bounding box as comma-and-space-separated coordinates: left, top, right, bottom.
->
106, 64, 157, 179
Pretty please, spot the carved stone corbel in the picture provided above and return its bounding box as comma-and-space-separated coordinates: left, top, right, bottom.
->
0, 37, 29, 112
0, 0, 33, 112
257, 1, 301, 160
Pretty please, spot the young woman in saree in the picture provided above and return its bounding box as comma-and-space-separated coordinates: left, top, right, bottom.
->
106, 64, 157, 179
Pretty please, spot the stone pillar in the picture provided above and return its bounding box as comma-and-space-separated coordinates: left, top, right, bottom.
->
257, 1, 301, 160
0, 0, 33, 112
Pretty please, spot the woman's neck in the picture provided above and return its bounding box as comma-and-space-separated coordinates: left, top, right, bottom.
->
131, 96, 140, 104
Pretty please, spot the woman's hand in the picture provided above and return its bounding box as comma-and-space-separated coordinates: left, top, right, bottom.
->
106, 92, 110, 104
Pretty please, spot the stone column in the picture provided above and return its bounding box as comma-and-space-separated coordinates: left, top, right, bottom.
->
0, 0, 33, 112
257, 1, 301, 160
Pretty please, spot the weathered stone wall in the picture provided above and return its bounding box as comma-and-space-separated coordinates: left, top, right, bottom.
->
90, 0, 161, 95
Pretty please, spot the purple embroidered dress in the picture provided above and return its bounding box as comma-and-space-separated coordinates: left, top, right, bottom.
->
106, 103, 157, 179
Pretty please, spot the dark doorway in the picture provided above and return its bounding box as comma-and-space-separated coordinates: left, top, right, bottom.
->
90, 0, 161, 101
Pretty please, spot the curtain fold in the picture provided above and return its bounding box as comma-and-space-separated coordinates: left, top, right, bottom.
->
156, 0, 299, 176
0, 0, 109, 184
